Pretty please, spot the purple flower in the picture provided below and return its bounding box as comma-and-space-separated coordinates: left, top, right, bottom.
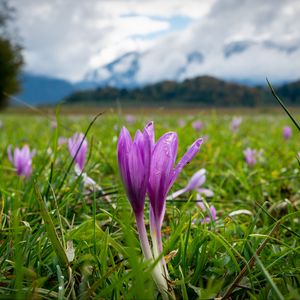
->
243, 148, 262, 166
58, 137, 67, 146
117, 121, 202, 297
170, 168, 214, 199
68, 133, 87, 171
192, 121, 203, 132
197, 200, 217, 224
231, 117, 242, 132
283, 126, 292, 140
117, 125, 151, 216
117, 123, 155, 263
7, 145, 35, 177
51, 120, 57, 129
148, 131, 203, 231
125, 115, 136, 124
74, 164, 100, 192
178, 119, 186, 127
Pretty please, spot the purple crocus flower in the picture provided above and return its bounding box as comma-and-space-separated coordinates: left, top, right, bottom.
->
147, 122, 202, 271
170, 168, 214, 199
243, 148, 262, 166
117, 124, 153, 259
231, 117, 242, 132
192, 121, 203, 132
51, 120, 57, 129
148, 132, 202, 232
125, 115, 136, 124
58, 137, 67, 146
68, 133, 87, 171
178, 119, 186, 127
197, 200, 217, 224
7, 145, 35, 177
283, 126, 292, 140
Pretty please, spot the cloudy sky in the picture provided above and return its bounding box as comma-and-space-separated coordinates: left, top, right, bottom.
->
11, 0, 300, 84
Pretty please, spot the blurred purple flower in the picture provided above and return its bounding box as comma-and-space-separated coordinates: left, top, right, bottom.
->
178, 119, 186, 127
7, 145, 35, 177
51, 120, 57, 129
125, 115, 136, 124
192, 121, 203, 132
170, 168, 214, 199
68, 133, 87, 171
231, 117, 242, 132
197, 200, 217, 224
243, 148, 262, 166
58, 137, 67, 146
283, 126, 292, 140
74, 164, 100, 192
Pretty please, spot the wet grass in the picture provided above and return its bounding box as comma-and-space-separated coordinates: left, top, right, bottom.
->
0, 111, 299, 299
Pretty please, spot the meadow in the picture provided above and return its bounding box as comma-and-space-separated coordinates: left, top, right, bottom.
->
0, 110, 299, 299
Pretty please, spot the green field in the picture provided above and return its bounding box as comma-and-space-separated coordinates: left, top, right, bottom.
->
0, 111, 299, 299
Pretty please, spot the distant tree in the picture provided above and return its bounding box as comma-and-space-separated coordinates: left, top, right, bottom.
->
0, 0, 23, 108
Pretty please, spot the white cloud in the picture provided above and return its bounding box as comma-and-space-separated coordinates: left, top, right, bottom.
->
135, 0, 300, 84
13, 0, 207, 81
10, 0, 300, 83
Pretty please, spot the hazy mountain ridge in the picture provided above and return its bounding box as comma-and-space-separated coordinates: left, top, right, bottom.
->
64, 75, 300, 107
18, 70, 300, 106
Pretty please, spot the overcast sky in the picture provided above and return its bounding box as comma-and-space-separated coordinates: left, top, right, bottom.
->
11, 0, 300, 84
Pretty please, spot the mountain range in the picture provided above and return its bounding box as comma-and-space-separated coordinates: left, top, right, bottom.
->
17, 49, 300, 106
64, 75, 300, 107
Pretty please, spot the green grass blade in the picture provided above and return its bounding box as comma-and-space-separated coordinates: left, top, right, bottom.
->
252, 250, 284, 300
267, 78, 300, 131
34, 182, 69, 267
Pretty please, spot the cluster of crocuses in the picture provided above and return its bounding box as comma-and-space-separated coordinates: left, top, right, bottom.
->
7, 133, 99, 190
117, 121, 202, 298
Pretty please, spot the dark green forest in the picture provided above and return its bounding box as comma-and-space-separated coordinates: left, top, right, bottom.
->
64, 75, 300, 107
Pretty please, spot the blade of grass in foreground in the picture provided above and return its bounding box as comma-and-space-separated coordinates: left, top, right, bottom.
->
252, 247, 284, 300
267, 78, 300, 131
34, 182, 69, 267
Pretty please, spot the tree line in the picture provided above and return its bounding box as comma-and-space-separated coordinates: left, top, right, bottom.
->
64, 76, 300, 107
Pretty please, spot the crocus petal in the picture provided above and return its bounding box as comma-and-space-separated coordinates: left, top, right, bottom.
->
145, 121, 155, 151
197, 188, 214, 197
148, 132, 178, 226
168, 188, 187, 199
170, 138, 203, 189
8, 145, 34, 177
185, 168, 206, 191
68, 133, 87, 171
22, 161, 32, 177
118, 125, 151, 215
209, 206, 217, 220
7, 145, 13, 164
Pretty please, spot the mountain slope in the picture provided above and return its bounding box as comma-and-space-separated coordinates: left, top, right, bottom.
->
18, 73, 75, 105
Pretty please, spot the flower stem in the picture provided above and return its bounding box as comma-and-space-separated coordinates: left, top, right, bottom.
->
135, 212, 153, 260
136, 212, 170, 299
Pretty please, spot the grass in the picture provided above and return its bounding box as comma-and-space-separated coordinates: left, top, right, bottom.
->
0, 111, 299, 299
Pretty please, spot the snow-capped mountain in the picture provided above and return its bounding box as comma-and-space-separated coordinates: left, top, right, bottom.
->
84, 52, 141, 88
84, 50, 205, 88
